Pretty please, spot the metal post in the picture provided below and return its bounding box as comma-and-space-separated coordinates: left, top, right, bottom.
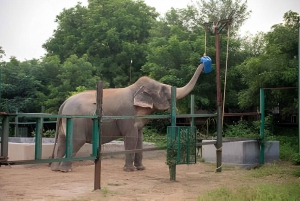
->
260, 88, 265, 164
94, 81, 103, 190
169, 86, 177, 181
215, 26, 222, 172
14, 109, 18, 137
65, 118, 74, 158
190, 94, 195, 127
35, 118, 42, 159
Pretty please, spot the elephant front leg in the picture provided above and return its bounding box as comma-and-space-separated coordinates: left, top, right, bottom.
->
123, 135, 138, 172
134, 130, 145, 170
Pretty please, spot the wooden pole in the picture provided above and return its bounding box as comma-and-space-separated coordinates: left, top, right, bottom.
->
214, 25, 223, 172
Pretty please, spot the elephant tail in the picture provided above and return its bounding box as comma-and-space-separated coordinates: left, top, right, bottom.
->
50, 101, 66, 160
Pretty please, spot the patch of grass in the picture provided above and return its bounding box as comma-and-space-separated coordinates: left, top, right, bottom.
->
102, 187, 109, 197
292, 153, 300, 165
292, 168, 300, 177
247, 163, 286, 178
198, 182, 300, 201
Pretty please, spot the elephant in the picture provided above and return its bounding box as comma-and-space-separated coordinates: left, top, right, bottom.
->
50, 63, 204, 172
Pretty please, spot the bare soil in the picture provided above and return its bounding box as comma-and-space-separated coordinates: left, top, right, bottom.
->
0, 150, 298, 201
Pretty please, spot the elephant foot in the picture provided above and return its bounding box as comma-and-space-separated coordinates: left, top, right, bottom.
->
50, 162, 61, 171
135, 165, 145, 171
59, 168, 72, 173
123, 166, 135, 172
59, 164, 72, 172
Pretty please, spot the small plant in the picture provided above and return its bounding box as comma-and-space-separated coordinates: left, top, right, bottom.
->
291, 153, 300, 165
101, 187, 109, 197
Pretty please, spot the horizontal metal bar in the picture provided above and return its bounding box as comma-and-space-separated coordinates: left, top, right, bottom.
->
196, 141, 217, 146
2, 156, 97, 166
102, 115, 170, 120
102, 114, 216, 120
176, 114, 217, 118
16, 113, 99, 119
101, 147, 163, 156
4, 113, 217, 120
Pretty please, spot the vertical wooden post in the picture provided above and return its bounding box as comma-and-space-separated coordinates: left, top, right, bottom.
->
215, 25, 223, 172
94, 81, 103, 190
1, 116, 9, 161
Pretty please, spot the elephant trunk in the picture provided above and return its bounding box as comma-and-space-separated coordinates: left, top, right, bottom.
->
176, 63, 204, 100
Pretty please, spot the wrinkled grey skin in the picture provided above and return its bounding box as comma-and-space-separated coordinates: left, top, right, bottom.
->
51, 64, 204, 172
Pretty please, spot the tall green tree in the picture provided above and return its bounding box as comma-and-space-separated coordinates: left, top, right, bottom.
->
237, 11, 299, 115
142, 0, 251, 112
43, 0, 159, 88
0, 58, 44, 113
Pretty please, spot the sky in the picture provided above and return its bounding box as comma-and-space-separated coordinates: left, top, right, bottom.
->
0, 0, 299, 62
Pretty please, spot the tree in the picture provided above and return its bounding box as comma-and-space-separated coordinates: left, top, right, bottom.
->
142, 1, 252, 112
195, 0, 251, 34
0, 58, 44, 113
43, 0, 159, 87
236, 11, 299, 114
0, 46, 5, 60
42, 54, 99, 113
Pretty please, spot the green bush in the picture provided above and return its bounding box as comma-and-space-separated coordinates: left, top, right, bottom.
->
292, 153, 300, 165
143, 126, 167, 148
32, 129, 56, 138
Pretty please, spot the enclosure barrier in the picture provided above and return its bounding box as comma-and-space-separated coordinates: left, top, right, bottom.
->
0, 84, 220, 189
0, 113, 100, 165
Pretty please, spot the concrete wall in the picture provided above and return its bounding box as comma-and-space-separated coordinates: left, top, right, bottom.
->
202, 140, 279, 166
0, 140, 157, 161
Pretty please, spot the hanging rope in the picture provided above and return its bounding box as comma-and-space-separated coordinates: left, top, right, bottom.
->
204, 26, 207, 56
222, 24, 231, 126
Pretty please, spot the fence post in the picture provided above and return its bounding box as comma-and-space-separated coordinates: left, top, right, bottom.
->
35, 118, 43, 159
168, 86, 177, 181
260, 88, 265, 164
1, 116, 9, 161
65, 118, 74, 158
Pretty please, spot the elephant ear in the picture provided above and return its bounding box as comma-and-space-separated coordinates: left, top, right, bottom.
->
134, 87, 153, 108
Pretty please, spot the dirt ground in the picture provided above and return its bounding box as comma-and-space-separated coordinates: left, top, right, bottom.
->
0, 150, 298, 201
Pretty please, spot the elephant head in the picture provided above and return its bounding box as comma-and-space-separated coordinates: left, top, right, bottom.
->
133, 63, 204, 110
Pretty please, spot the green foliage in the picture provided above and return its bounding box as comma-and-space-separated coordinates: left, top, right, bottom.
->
0, 58, 45, 113
143, 126, 166, 149
292, 168, 300, 177
198, 182, 300, 201
68, 86, 87, 97
32, 129, 56, 138
196, 0, 251, 33
236, 11, 299, 112
247, 163, 286, 178
224, 119, 259, 138
43, 0, 159, 88
291, 154, 300, 165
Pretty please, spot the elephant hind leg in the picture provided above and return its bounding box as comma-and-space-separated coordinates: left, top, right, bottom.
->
58, 139, 86, 172
51, 134, 66, 171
